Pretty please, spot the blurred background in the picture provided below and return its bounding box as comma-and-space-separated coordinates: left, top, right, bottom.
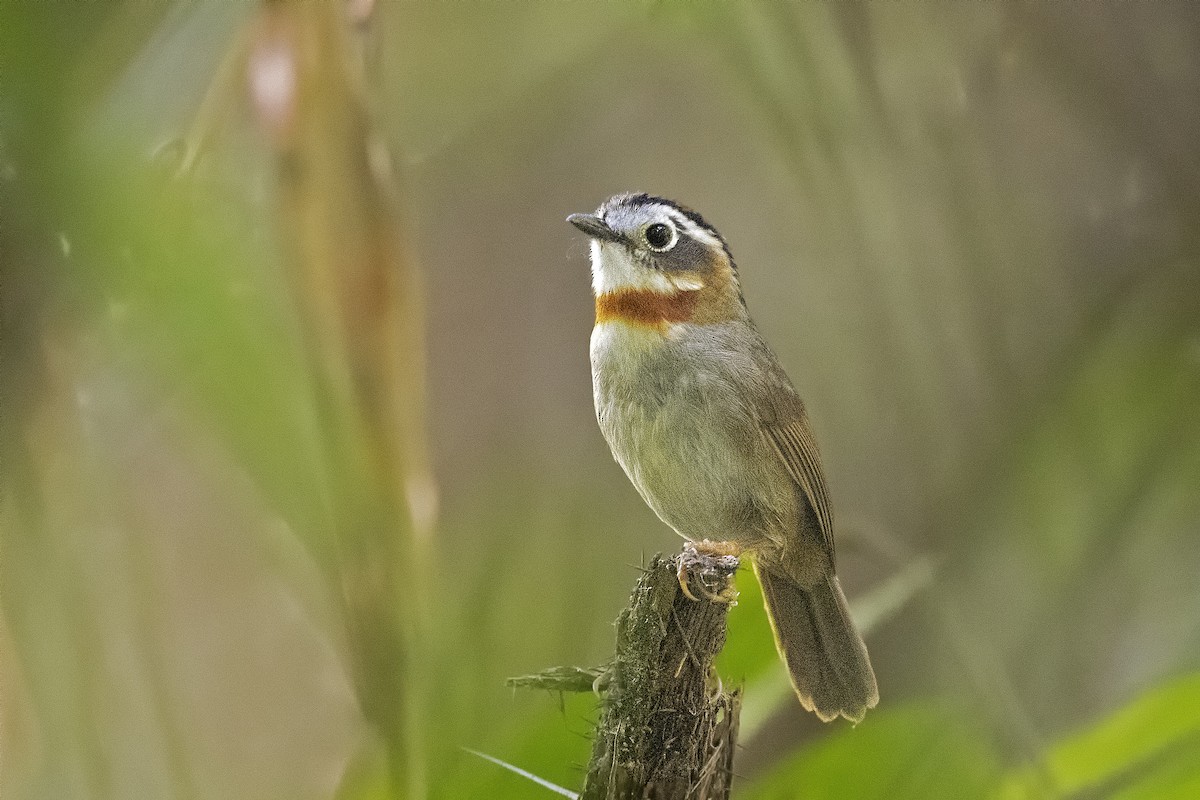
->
3, 2, 1199, 798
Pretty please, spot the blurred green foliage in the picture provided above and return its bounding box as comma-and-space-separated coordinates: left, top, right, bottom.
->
746, 703, 1002, 800
998, 673, 1200, 799
2, 2, 1199, 799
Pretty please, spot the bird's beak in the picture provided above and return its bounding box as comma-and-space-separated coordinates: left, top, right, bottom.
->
567, 213, 621, 243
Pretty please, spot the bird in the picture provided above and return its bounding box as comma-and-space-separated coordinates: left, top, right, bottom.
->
567, 192, 878, 723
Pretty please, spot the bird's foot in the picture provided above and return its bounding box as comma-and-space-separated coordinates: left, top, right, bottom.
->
677, 540, 741, 604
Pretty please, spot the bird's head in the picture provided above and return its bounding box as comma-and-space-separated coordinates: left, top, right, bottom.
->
568, 193, 745, 329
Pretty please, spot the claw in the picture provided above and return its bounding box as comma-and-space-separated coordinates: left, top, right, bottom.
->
677, 560, 702, 601
696, 581, 738, 604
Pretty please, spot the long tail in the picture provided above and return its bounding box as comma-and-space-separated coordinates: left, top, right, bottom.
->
755, 563, 879, 723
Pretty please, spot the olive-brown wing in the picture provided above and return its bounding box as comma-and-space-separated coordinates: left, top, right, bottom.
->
762, 415, 836, 561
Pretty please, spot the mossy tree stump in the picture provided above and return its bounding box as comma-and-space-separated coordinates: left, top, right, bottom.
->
511, 544, 742, 799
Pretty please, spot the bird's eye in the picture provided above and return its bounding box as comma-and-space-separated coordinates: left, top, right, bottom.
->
644, 222, 676, 251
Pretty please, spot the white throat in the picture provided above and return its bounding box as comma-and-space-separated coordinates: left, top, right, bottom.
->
590, 241, 705, 296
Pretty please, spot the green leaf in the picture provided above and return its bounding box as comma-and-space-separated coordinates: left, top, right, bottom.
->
998, 672, 1200, 799
743, 702, 1001, 800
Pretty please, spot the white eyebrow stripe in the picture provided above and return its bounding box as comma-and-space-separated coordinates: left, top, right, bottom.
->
669, 210, 723, 250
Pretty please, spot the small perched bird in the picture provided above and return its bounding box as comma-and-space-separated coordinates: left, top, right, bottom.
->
568, 193, 878, 723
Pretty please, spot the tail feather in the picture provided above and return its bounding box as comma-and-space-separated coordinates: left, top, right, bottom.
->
755, 563, 879, 723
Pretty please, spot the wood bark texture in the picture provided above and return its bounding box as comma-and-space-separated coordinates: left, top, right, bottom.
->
581, 547, 742, 800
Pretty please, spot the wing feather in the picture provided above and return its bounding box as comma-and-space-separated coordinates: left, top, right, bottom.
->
763, 417, 835, 558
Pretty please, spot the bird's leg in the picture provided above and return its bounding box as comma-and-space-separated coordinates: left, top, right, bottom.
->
691, 539, 742, 558
677, 540, 742, 603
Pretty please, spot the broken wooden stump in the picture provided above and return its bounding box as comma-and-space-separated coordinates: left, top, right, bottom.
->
509, 543, 742, 799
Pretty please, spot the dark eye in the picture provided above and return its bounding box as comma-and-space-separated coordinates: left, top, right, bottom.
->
644, 222, 676, 251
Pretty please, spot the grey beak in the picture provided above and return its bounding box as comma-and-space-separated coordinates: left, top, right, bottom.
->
567, 213, 620, 242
